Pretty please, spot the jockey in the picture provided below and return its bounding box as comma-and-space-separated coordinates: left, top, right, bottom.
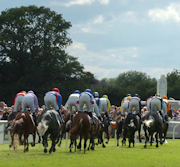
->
21, 90, 39, 126
100, 94, 111, 125
128, 94, 143, 123
93, 91, 104, 126
13, 91, 26, 112
120, 94, 132, 116
67, 90, 80, 119
148, 94, 169, 124
44, 88, 64, 124
76, 89, 95, 124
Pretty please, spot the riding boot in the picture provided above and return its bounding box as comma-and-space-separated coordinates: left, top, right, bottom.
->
56, 110, 65, 124
32, 112, 38, 126
105, 112, 111, 125
159, 110, 164, 122
88, 112, 94, 125
97, 116, 104, 127
137, 112, 143, 124
164, 114, 169, 124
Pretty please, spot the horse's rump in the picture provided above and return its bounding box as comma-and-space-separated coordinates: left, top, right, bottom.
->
37, 109, 61, 136
13, 112, 36, 134
70, 112, 91, 137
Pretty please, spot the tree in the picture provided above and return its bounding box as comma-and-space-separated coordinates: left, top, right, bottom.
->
0, 6, 95, 105
167, 69, 180, 99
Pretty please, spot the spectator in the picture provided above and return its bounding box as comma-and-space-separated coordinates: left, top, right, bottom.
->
0, 101, 5, 111
2, 107, 10, 120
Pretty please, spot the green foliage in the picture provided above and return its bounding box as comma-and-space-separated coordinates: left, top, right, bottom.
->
0, 6, 95, 105
93, 70, 157, 106
0, 139, 179, 167
167, 69, 180, 99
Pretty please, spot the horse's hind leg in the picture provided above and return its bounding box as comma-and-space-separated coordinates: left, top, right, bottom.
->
49, 139, 56, 154
106, 131, 110, 144
155, 133, 159, 148
77, 136, 82, 150
84, 138, 88, 153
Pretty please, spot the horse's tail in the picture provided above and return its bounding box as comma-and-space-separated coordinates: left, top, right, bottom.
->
6, 120, 14, 131
37, 120, 49, 136
144, 118, 154, 127
12, 119, 23, 134
70, 118, 83, 135
128, 119, 136, 129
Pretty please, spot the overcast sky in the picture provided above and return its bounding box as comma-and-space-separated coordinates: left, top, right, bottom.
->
1, 0, 180, 80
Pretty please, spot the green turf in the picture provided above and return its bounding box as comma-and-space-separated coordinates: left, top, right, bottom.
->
0, 138, 178, 167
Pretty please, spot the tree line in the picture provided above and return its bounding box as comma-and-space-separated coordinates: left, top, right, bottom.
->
0, 6, 179, 107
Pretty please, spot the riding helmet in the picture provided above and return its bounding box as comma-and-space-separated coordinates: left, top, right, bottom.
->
74, 90, 80, 94
93, 92, 99, 98
85, 89, 92, 94
52, 88, 60, 93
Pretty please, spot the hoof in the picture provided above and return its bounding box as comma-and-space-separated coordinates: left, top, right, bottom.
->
53, 147, 56, 152
44, 148, 47, 153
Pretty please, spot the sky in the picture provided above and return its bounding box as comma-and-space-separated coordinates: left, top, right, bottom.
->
1, 0, 180, 80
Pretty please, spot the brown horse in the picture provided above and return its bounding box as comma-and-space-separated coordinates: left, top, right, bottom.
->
101, 112, 110, 144
12, 112, 36, 152
58, 113, 73, 147
87, 114, 105, 150
69, 112, 91, 153
6, 111, 24, 148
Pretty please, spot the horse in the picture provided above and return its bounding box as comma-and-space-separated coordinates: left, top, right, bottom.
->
69, 112, 91, 153
101, 112, 110, 144
115, 115, 124, 146
12, 112, 36, 152
5, 111, 24, 148
37, 109, 61, 154
143, 110, 169, 144
143, 110, 163, 148
121, 112, 142, 147
58, 113, 73, 147
88, 114, 105, 150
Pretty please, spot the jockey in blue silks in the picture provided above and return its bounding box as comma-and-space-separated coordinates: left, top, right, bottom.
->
76, 89, 96, 124
44, 88, 64, 124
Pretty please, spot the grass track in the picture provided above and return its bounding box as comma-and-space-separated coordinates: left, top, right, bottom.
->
0, 138, 179, 167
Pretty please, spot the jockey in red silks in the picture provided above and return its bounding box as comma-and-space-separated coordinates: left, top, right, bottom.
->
76, 89, 95, 124
44, 88, 64, 124
21, 90, 39, 126
13, 91, 26, 112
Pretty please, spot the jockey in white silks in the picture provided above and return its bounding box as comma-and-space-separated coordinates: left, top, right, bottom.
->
128, 94, 143, 123
120, 94, 132, 116
147, 94, 169, 124
76, 89, 96, 124
93, 92, 104, 126
22, 90, 39, 126
67, 90, 80, 114
100, 95, 111, 125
